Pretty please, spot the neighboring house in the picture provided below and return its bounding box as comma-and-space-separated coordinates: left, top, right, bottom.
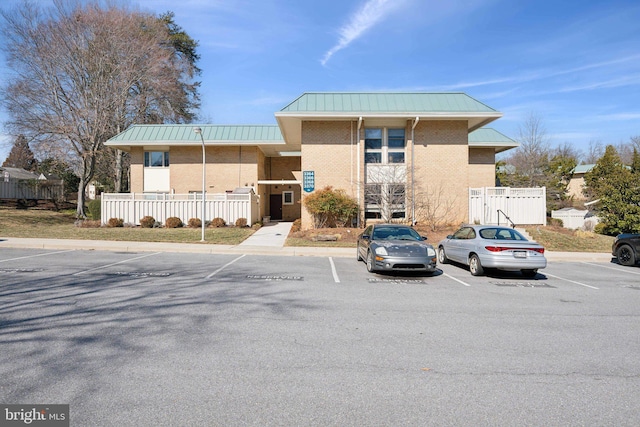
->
567, 164, 595, 201
1, 166, 40, 181
0, 167, 64, 200
105, 92, 519, 229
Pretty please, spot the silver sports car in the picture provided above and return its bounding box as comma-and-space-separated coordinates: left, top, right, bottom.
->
357, 224, 437, 273
437, 225, 546, 277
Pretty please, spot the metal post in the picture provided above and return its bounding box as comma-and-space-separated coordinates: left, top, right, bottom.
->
194, 127, 206, 242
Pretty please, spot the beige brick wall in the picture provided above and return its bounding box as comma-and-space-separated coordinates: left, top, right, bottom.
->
410, 120, 470, 226
130, 147, 144, 193
469, 147, 496, 188
169, 146, 259, 194
297, 119, 498, 229
300, 121, 358, 228
567, 175, 586, 200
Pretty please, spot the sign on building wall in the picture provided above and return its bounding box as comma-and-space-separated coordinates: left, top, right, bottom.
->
303, 170, 315, 192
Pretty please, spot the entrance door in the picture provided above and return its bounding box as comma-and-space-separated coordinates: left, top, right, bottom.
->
269, 194, 282, 220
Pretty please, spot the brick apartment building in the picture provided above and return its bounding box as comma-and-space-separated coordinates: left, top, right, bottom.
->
106, 92, 518, 229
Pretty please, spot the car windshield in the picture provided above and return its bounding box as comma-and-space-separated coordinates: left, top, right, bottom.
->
479, 228, 527, 241
372, 227, 421, 241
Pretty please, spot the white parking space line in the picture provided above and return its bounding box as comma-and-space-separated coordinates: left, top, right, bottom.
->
443, 272, 471, 287
329, 257, 340, 283
582, 262, 640, 275
0, 249, 75, 263
73, 252, 161, 275
544, 272, 599, 289
206, 254, 246, 279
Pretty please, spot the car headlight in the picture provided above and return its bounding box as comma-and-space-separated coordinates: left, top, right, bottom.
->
427, 247, 436, 257
375, 246, 388, 256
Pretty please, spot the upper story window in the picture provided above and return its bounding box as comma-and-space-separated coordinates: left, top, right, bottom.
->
365, 128, 405, 164
144, 151, 169, 167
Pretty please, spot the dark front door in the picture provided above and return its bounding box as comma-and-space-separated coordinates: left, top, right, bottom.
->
270, 194, 282, 220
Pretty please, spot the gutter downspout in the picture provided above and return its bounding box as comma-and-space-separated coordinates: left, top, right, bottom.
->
411, 117, 420, 225
357, 116, 363, 228
350, 121, 353, 187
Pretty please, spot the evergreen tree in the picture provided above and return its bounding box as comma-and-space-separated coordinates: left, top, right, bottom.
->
2, 134, 37, 171
584, 145, 640, 234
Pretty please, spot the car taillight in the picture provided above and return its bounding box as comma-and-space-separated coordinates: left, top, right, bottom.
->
485, 246, 545, 254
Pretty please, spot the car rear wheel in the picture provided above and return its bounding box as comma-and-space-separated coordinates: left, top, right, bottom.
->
521, 269, 538, 278
438, 247, 449, 264
366, 251, 376, 273
617, 244, 636, 266
469, 254, 484, 276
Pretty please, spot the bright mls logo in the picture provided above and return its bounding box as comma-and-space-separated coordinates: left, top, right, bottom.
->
1, 405, 69, 426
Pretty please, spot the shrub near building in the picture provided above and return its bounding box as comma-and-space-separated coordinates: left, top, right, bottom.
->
303, 186, 358, 228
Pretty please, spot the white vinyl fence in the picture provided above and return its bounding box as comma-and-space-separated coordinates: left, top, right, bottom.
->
101, 192, 260, 226
0, 178, 64, 200
551, 208, 599, 230
469, 187, 546, 226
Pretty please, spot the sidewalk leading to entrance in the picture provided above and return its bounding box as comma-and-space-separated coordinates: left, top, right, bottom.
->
239, 221, 293, 247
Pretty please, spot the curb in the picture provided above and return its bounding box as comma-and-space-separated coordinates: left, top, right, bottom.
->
0, 237, 610, 262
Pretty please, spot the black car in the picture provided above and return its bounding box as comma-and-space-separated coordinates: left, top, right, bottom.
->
356, 224, 437, 273
612, 233, 640, 266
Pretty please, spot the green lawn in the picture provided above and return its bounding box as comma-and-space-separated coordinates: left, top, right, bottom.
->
0, 207, 617, 252
0, 207, 254, 245
525, 226, 614, 253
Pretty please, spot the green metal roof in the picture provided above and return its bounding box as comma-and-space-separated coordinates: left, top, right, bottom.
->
468, 128, 518, 153
107, 124, 283, 144
572, 164, 595, 174
279, 92, 498, 114
468, 128, 515, 144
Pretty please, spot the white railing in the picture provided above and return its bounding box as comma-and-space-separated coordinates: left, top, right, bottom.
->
101, 192, 260, 226
0, 178, 64, 200
469, 187, 546, 225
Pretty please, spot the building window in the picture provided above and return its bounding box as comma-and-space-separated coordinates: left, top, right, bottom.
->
144, 151, 169, 167
364, 128, 405, 164
283, 191, 294, 205
364, 183, 405, 219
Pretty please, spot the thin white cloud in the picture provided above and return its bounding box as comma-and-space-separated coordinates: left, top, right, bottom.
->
595, 112, 640, 121
321, 0, 402, 66
437, 53, 640, 92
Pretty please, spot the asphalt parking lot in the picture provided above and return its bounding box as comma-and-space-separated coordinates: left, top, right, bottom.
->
1, 247, 640, 426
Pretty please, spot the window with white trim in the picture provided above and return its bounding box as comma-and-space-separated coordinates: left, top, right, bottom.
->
283, 191, 294, 205
144, 151, 169, 167
364, 128, 405, 164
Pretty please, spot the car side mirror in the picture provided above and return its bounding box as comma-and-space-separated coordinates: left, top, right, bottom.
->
362, 235, 370, 240
421, 235, 428, 241
446, 235, 453, 239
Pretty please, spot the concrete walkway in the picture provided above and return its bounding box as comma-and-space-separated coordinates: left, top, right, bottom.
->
239, 221, 293, 247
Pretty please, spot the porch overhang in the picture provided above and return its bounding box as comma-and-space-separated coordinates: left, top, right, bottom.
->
257, 180, 302, 185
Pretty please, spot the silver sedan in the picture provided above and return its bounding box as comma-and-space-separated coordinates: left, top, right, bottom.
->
437, 225, 546, 277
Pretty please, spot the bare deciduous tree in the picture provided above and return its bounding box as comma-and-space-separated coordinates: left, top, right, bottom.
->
364, 164, 407, 223
412, 183, 459, 232
1, 1, 199, 217
583, 140, 604, 164
506, 112, 550, 186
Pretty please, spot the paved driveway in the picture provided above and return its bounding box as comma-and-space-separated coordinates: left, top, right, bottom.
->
1, 248, 639, 426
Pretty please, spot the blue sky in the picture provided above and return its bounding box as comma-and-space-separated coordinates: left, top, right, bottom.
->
1, 0, 639, 162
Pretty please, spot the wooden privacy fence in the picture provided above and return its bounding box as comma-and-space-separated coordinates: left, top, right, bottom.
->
0, 178, 64, 200
101, 192, 260, 226
469, 187, 546, 226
